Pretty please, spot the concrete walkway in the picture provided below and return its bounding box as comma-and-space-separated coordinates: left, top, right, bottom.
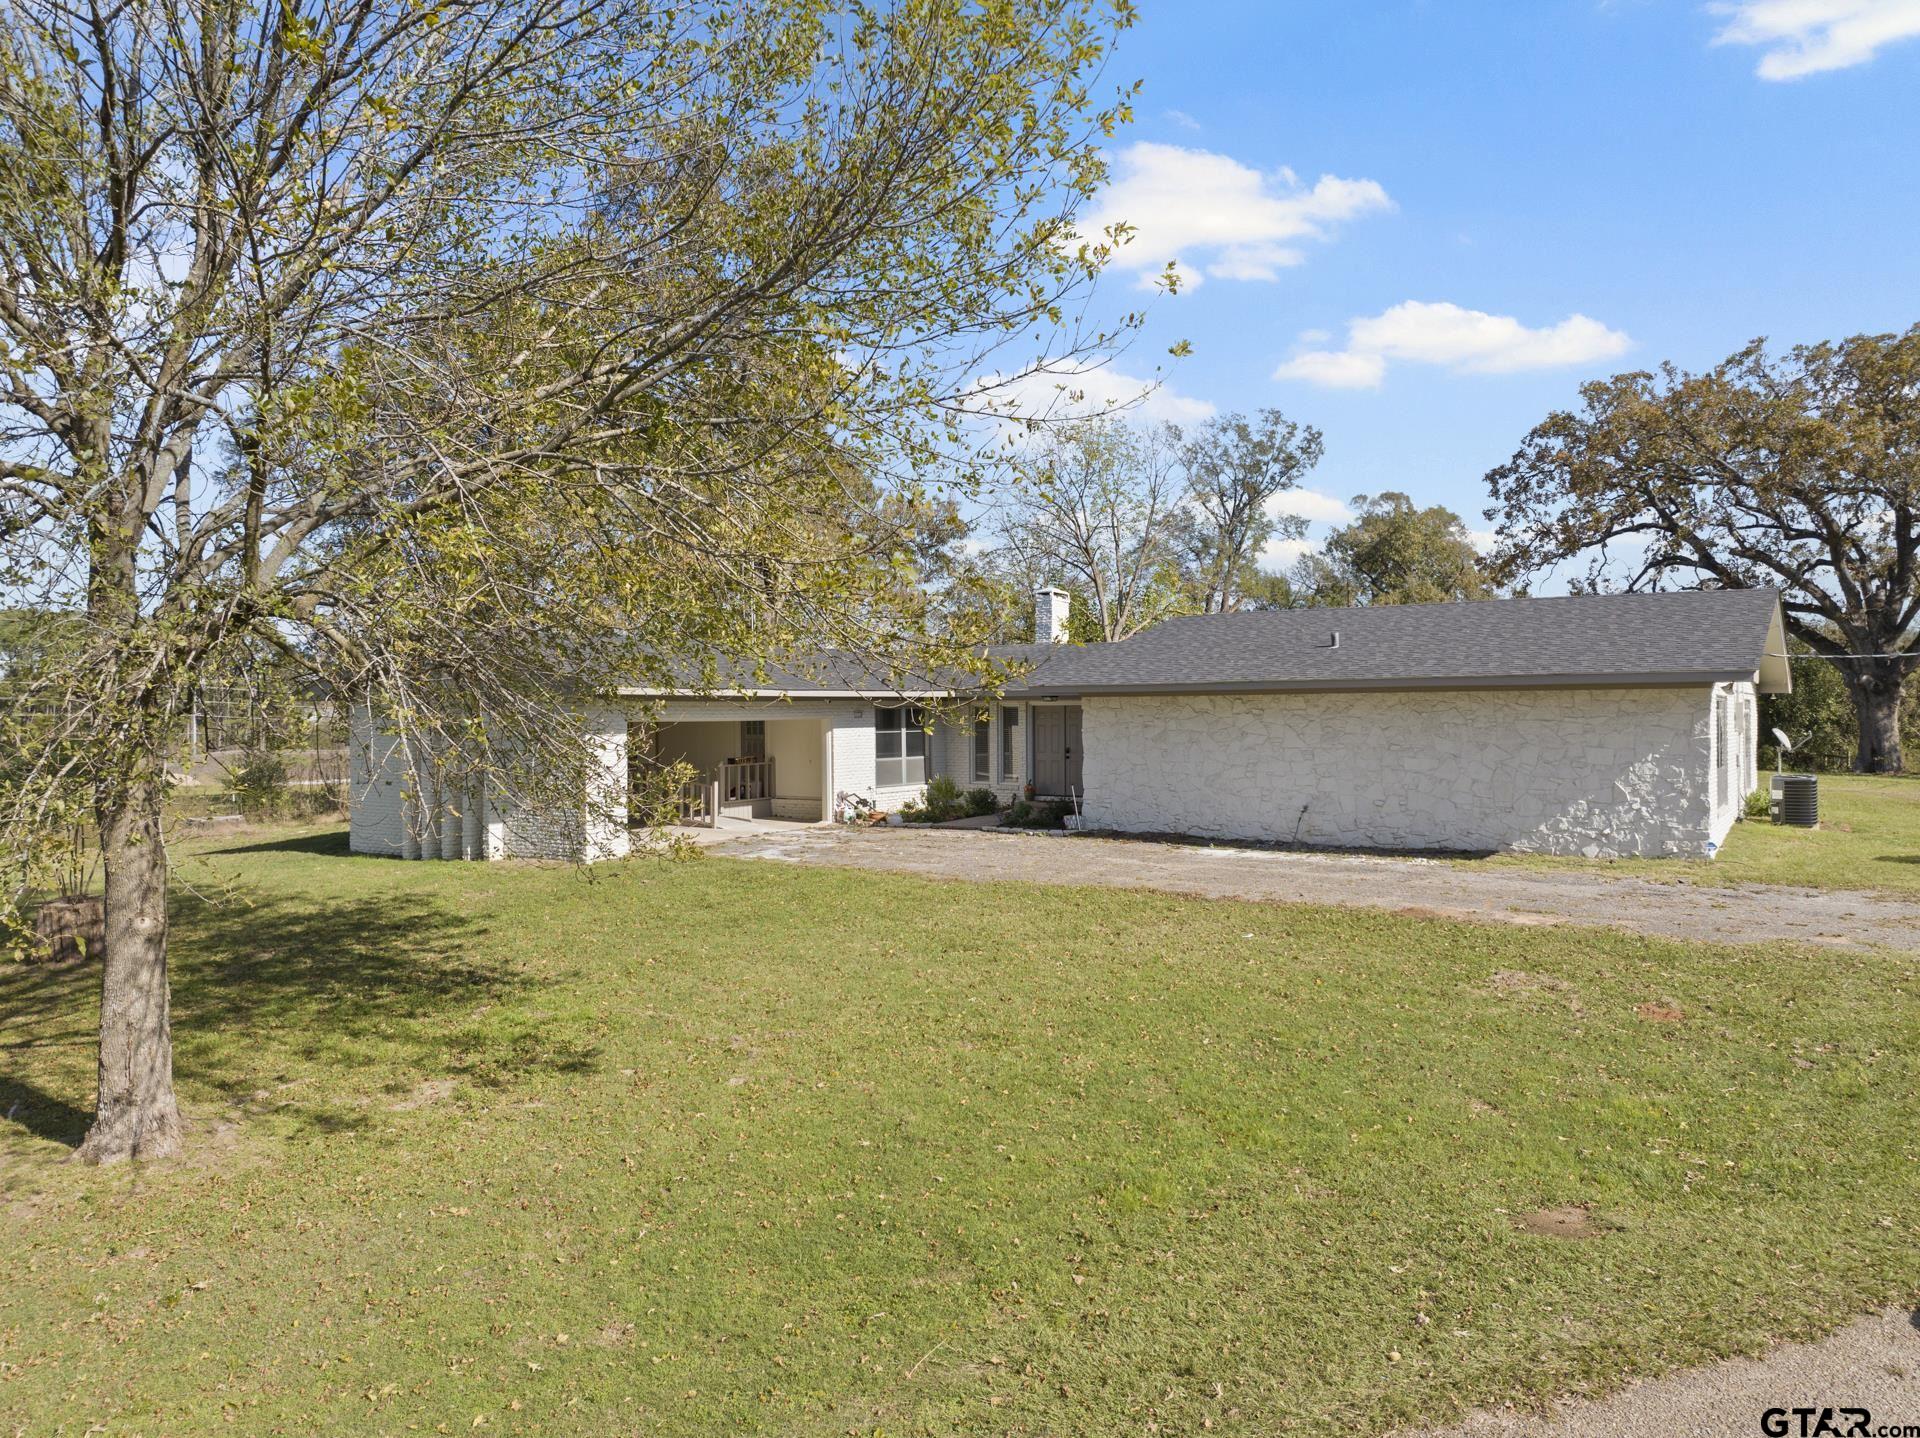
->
712, 824, 1920, 951
1399, 1308, 1920, 1438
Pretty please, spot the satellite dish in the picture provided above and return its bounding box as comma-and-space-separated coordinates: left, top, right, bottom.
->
1771, 727, 1794, 752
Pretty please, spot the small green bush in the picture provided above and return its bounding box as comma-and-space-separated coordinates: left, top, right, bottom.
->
1006, 797, 1070, 829
902, 775, 968, 824
230, 747, 290, 819
963, 787, 997, 817
290, 782, 347, 818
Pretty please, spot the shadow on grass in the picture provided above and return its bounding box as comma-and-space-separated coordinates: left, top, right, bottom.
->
3, 883, 597, 1152
205, 828, 355, 857
0, 1072, 93, 1146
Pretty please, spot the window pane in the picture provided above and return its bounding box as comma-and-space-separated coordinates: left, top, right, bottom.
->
876, 705, 925, 787
1001, 707, 1019, 777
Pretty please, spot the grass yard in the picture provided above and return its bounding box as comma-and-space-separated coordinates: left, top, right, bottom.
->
3, 828, 1918, 1435
1479, 773, 1920, 895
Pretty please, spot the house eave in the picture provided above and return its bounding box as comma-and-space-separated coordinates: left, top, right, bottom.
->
1000, 670, 1763, 699
611, 686, 951, 702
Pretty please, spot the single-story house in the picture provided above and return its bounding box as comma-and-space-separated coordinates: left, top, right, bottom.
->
349, 585, 1789, 862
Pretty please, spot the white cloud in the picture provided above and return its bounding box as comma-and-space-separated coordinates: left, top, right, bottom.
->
1273, 349, 1389, 390
1162, 108, 1203, 132
967, 360, 1216, 431
1258, 536, 1317, 572
1085, 142, 1392, 289
1711, 0, 1920, 78
1274, 301, 1632, 389
1266, 488, 1354, 524
1467, 528, 1499, 555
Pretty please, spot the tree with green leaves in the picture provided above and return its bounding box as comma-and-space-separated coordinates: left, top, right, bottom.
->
985, 407, 1320, 637
1485, 328, 1920, 773
1177, 409, 1322, 613
991, 416, 1191, 642
1293, 492, 1492, 607
1759, 638, 1861, 773
0, 0, 1137, 1160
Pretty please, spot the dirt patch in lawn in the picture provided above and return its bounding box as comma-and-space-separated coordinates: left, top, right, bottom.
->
1483, 969, 1586, 1016
1516, 1206, 1597, 1239
389, 1077, 458, 1111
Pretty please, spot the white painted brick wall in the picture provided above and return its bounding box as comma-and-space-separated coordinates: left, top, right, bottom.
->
1705, 681, 1759, 849
356, 685, 1760, 860
933, 703, 1027, 803
1081, 686, 1741, 858
491, 704, 630, 861
350, 704, 628, 863
815, 702, 950, 817
348, 706, 407, 856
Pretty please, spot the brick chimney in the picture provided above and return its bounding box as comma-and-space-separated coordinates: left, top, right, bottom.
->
1034, 586, 1071, 644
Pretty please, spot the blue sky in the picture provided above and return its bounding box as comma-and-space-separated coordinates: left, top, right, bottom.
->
1043, 0, 1920, 571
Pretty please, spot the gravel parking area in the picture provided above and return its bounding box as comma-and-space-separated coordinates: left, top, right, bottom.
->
715, 823, 1920, 951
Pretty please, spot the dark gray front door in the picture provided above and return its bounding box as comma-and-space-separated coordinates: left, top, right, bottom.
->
1032, 705, 1084, 796
1033, 706, 1063, 794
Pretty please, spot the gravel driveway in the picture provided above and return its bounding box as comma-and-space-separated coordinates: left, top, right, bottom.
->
714, 823, 1920, 951
1399, 1308, 1920, 1438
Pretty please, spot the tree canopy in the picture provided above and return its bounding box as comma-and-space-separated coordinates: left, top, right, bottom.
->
1292, 493, 1492, 608
985, 408, 1319, 640
1176, 410, 1323, 614
0, 0, 1138, 1159
1485, 328, 1920, 772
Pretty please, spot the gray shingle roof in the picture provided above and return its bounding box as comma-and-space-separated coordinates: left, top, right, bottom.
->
999, 589, 1787, 695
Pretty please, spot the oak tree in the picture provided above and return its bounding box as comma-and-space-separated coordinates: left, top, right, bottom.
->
1485, 328, 1920, 773
1294, 493, 1491, 608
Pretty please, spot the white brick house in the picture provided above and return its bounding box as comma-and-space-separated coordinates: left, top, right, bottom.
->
349, 587, 1789, 862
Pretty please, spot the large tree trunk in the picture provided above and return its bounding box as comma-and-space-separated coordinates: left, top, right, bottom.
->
1843, 663, 1907, 775
73, 775, 183, 1163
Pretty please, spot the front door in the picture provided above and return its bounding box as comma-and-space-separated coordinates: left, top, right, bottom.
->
1032, 705, 1084, 796
1033, 706, 1063, 794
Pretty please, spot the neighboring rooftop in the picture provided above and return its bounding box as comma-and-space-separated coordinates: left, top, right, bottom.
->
1001, 588, 1790, 696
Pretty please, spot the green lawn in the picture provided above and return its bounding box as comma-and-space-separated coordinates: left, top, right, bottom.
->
3, 829, 1917, 1436
1478, 773, 1920, 895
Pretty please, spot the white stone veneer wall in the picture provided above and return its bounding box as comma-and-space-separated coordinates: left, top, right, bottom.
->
1080, 685, 1744, 858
